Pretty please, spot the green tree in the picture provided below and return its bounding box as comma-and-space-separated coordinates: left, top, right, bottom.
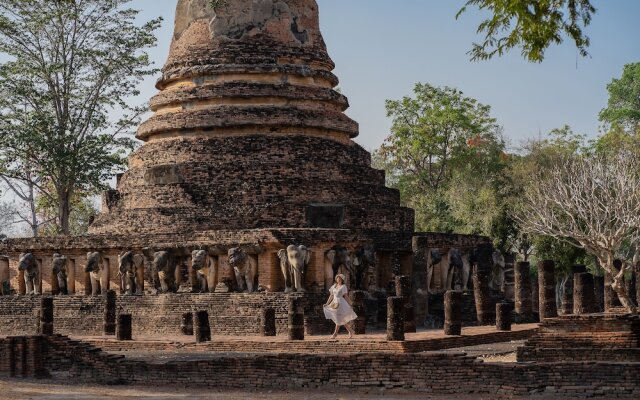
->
599, 63, 640, 134
457, 0, 596, 62
378, 83, 506, 233
0, 0, 161, 234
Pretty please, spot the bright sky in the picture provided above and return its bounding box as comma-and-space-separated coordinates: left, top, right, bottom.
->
129, 0, 640, 152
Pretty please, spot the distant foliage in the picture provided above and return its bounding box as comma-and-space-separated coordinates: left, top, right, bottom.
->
599, 63, 640, 134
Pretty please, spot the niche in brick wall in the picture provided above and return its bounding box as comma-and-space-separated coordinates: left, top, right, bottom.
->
306, 204, 345, 228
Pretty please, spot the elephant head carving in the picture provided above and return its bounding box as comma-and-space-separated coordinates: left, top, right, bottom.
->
446, 248, 464, 291
325, 246, 352, 290
277, 245, 310, 293
85, 252, 106, 295
118, 251, 144, 295
491, 250, 506, 291
426, 248, 442, 294
191, 249, 217, 293
228, 247, 257, 293
18, 252, 40, 295
153, 251, 177, 293
352, 244, 375, 290
52, 253, 68, 295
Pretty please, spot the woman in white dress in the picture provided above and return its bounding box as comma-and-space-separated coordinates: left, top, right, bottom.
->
323, 274, 357, 338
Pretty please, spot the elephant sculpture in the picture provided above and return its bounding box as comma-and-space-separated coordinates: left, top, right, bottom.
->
191, 249, 217, 293
461, 250, 473, 291
446, 248, 464, 291
52, 253, 68, 295
228, 247, 257, 293
153, 251, 178, 293
352, 245, 375, 290
325, 246, 352, 290
426, 249, 443, 294
118, 251, 144, 295
85, 251, 108, 295
278, 245, 311, 293
18, 252, 40, 295
491, 250, 506, 291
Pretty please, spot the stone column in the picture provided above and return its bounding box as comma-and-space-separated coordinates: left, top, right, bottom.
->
593, 275, 605, 312
502, 253, 515, 302
103, 290, 116, 336
573, 273, 597, 315
635, 264, 640, 308
496, 302, 512, 331
116, 314, 132, 341
194, 310, 211, 343
386, 296, 405, 341
288, 298, 304, 341
514, 261, 532, 321
181, 312, 193, 335
349, 290, 367, 335
473, 244, 495, 325
261, 308, 276, 337
411, 236, 429, 328
538, 260, 557, 319
40, 297, 54, 335
444, 290, 462, 336
395, 275, 416, 333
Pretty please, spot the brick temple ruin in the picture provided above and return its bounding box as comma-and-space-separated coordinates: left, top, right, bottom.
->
1, 1, 639, 398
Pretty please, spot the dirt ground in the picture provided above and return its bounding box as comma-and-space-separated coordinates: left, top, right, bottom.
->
0, 379, 595, 400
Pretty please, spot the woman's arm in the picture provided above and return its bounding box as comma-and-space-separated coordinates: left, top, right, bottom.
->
325, 295, 334, 306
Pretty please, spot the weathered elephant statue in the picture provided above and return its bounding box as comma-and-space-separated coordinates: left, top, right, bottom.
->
352, 245, 375, 290
426, 248, 443, 294
491, 250, 506, 291
18, 253, 40, 295
461, 250, 473, 291
52, 253, 68, 295
228, 247, 257, 293
325, 246, 352, 290
446, 248, 464, 291
191, 249, 217, 293
278, 245, 311, 293
118, 251, 144, 295
85, 251, 108, 295
153, 251, 178, 293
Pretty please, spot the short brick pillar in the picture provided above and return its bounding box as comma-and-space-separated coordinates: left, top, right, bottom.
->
103, 290, 116, 336
574, 273, 597, 315
40, 297, 54, 335
181, 312, 194, 335
116, 314, 132, 341
473, 244, 495, 325
395, 275, 416, 333
261, 308, 276, 337
194, 310, 211, 343
349, 290, 367, 335
386, 296, 405, 341
538, 260, 557, 319
444, 290, 462, 336
496, 302, 513, 331
514, 262, 532, 320
288, 298, 304, 341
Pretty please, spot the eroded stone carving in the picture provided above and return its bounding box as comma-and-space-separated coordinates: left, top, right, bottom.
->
153, 251, 178, 293
492, 250, 506, 291
426, 249, 442, 294
278, 245, 310, 293
52, 253, 68, 295
352, 245, 375, 290
85, 252, 107, 295
446, 248, 464, 291
18, 253, 40, 295
325, 246, 351, 290
118, 251, 145, 295
228, 247, 257, 293
191, 249, 217, 293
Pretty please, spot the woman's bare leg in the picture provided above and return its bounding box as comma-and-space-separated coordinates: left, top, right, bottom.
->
331, 324, 340, 338
345, 323, 354, 338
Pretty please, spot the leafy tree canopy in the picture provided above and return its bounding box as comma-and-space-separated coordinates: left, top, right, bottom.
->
458, 0, 596, 62
599, 62, 640, 134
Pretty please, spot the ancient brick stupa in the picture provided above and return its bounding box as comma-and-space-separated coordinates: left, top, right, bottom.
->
0, 0, 414, 299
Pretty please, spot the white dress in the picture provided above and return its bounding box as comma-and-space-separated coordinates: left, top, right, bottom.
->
323, 284, 358, 325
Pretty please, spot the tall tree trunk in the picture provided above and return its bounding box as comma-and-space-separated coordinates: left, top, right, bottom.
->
601, 255, 638, 314
28, 182, 38, 238
58, 189, 71, 235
